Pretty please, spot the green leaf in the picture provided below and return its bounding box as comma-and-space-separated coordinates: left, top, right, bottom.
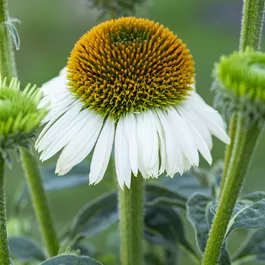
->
240, 191, 265, 204
232, 228, 265, 265
161, 172, 210, 198
187, 193, 231, 264
226, 198, 265, 236
145, 183, 186, 209
145, 206, 198, 262
186, 193, 212, 254
13, 165, 90, 214
42, 165, 89, 191
219, 248, 231, 265
40, 255, 103, 265
68, 184, 186, 241
69, 192, 118, 239
8, 236, 45, 262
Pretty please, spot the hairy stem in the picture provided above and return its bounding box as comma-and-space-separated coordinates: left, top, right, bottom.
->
219, 113, 237, 195
239, 0, 265, 51
202, 115, 261, 265
0, 154, 10, 265
118, 176, 144, 265
0, 0, 17, 80
20, 147, 59, 257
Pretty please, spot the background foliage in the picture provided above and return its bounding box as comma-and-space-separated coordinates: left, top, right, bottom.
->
4, 0, 265, 264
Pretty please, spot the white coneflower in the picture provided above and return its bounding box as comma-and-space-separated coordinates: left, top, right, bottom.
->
36, 17, 230, 188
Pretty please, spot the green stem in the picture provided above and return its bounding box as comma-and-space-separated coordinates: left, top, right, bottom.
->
0, 0, 17, 80
220, 0, 265, 197
219, 0, 265, 198
118, 176, 144, 265
239, 0, 265, 51
202, 115, 261, 265
219, 113, 237, 196
20, 147, 59, 257
203, 1, 265, 264
0, 154, 10, 265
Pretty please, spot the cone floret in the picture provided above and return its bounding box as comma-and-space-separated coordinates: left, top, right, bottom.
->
67, 17, 195, 120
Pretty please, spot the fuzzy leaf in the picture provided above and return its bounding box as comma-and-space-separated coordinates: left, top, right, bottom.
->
219, 248, 231, 265
232, 228, 265, 264
161, 172, 210, 198
68, 184, 187, 241
227, 198, 265, 236
145, 183, 186, 209
187, 193, 231, 264
40, 255, 103, 265
42, 165, 89, 191
145, 206, 198, 260
8, 236, 45, 262
69, 192, 118, 239
186, 193, 212, 253
240, 191, 265, 204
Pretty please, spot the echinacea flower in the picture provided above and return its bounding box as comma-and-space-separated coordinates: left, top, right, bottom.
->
36, 17, 230, 188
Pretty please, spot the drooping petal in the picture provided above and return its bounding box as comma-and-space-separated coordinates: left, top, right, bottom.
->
39, 109, 89, 161
136, 111, 159, 178
154, 111, 167, 175
177, 106, 212, 165
40, 68, 77, 123
36, 100, 83, 152
188, 92, 230, 144
181, 108, 213, 150
169, 107, 199, 167
89, 118, 115, 184
41, 68, 68, 96
55, 110, 104, 175
123, 113, 138, 176
115, 118, 131, 188
156, 109, 182, 176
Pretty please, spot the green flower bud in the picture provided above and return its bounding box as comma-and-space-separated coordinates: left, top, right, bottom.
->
213, 48, 265, 126
0, 76, 47, 160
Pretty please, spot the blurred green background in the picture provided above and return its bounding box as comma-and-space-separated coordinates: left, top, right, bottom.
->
4, 0, 265, 264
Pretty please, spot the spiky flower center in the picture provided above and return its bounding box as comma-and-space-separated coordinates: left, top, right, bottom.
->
67, 17, 195, 119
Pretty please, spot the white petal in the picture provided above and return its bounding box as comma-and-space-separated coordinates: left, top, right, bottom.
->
169, 107, 199, 167
115, 118, 131, 189
39, 110, 89, 161
123, 113, 138, 176
39, 67, 78, 124
200, 108, 231, 145
156, 109, 182, 176
178, 106, 212, 165
37, 101, 82, 152
56, 111, 104, 175
136, 111, 159, 178
41, 67, 68, 96
89, 118, 115, 184
187, 92, 230, 144
154, 112, 166, 175
181, 108, 213, 150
